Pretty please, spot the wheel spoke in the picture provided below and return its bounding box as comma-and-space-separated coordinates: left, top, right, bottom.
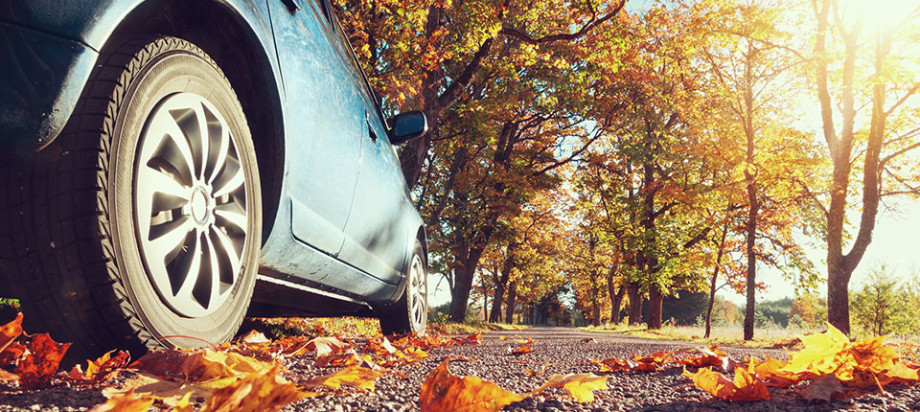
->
202, 104, 226, 185
212, 156, 244, 198
170, 107, 204, 180
214, 202, 248, 234
173, 232, 203, 305
211, 224, 243, 277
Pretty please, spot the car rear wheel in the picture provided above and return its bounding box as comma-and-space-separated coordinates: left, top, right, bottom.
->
378, 242, 428, 336
0, 36, 261, 359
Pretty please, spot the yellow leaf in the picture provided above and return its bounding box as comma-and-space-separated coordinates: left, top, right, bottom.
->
88, 389, 154, 412
533, 373, 609, 403
304, 366, 385, 391
199, 365, 313, 412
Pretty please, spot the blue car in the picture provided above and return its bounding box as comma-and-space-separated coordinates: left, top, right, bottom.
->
0, 0, 429, 358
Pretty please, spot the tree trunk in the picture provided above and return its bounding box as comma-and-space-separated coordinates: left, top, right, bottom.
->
592, 300, 601, 326
647, 286, 663, 330
610, 285, 625, 324
705, 221, 730, 338
489, 245, 516, 323
505, 281, 517, 324
742, 40, 759, 342
605, 262, 624, 324
626, 282, 642, 325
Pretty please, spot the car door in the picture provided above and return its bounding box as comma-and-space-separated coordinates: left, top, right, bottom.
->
335, 71, 414, 283
267, 0, 365, 257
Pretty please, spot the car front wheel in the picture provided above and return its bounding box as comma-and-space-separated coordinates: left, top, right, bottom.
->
378, 242, 428, 336
0, 36, 261, 359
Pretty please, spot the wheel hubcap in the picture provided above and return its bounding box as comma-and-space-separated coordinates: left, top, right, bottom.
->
409, 255, 427, 328
134, 93, 248, 318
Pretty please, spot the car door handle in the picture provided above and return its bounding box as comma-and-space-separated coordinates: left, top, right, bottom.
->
366, 111, 378, 142
281, 0, 301, 14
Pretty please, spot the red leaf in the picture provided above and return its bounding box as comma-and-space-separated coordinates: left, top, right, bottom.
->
15, 333, 71, 389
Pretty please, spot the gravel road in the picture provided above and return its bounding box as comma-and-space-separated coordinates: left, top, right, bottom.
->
1, 326, 918, 411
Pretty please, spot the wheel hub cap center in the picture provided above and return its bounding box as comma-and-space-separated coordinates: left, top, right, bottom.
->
190, 187, 210, 225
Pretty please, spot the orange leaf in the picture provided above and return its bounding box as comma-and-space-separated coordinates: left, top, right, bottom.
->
751, 357, 800, 387
455, 332, 482, 346
533, 373, 609, 402
515, 337, 535, 345
16, 333, 71, 389
730, 367, 771, 401
684, 367, 735, 400
0, 369, 18, 382
797, 375, 845, 402
631, 350, 672, 371
304, 366, 385, 391
306, 337, 351, 358
676, 345, 732, 371
199, 365, 314, 412
69, 350, 131, 384
0, 312, 23, 356
591, 357, 638, 373
684, 367, 770, 402
511, 346, 533, 356
88, 389, 154, 412
879, 361, 920, 384
418, 358, 523, 412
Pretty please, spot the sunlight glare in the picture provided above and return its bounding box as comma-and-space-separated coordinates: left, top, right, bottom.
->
855, 0, 919, 32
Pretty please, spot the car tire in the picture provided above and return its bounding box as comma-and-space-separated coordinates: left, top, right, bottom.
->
0, 36, 261, 359
378, 242, 428, 336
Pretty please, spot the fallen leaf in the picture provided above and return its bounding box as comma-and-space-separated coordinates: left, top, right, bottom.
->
69, 350, 131, 384
751, 356, 800, 387
631, 350, 672, 371
683, 367, 770, 402
683, 367, 734, 400
525, 364, 551, 377
306, 337, 351, 359
0, 312, 23, 355
798, 374, 845, 402
533, 373, 609, 402
304, 366, 385, 391
591, 357, 638, 373
418, 358, 523, 412
511, 346, 533, 356
515, 337, 535, 345
88, 389, 154, 412
879, 361, 920, 384
580, 338, 597, 343
455, 332, 483, 346
16, 333, 70, 389
239, 330, 270, 344
676, 345, 733, 371
0, 369, 18, 382
199, 365, 314, 412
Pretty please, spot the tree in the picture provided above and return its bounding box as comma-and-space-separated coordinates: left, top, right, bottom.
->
806, 0, 920, 333
850, 265, 905, 336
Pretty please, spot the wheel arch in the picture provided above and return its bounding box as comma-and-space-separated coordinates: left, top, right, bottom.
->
102, 0, 286, 245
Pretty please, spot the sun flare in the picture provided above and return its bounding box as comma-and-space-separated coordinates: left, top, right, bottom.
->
855, 0, 920, 31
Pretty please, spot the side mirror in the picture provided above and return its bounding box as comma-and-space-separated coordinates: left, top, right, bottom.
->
388, 111, 428, 145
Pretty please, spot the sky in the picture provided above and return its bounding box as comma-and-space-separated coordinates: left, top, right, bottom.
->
721, 201, 920, 306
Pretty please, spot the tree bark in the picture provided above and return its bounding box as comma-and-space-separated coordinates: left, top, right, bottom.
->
626, 282, 643, 325
705, 221, 730, 338
647, 286, 663, 329
742, 41, 759, 341
505, 281, 517, 324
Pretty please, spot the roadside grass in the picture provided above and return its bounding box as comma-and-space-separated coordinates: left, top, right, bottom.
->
581, 323, 920, 359
241, 316, 528, 340
581, 323, 813, 349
